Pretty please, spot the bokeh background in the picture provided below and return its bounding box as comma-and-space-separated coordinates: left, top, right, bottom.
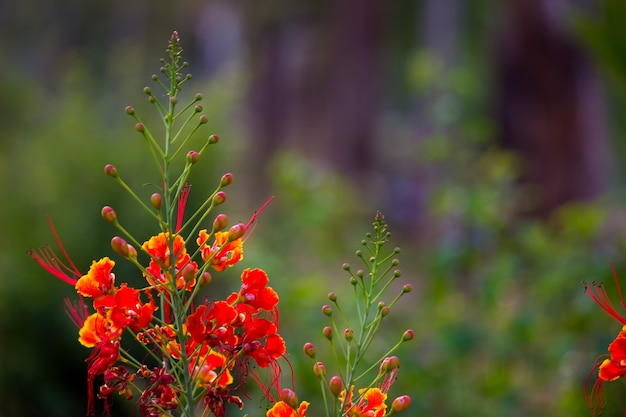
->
3, 0, 626, 416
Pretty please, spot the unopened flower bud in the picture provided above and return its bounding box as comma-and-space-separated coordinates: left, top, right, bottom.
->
391, 395, 412, 413
402, 329, 414, 342
126, 244, 137, 260
208, 134, 219, 144
170, 96, 178, 105
280, 389, 298, 409
199, 115, 208, 124
194, 104, 203, 113
143, 86, 152, 94
187, 150, 200, 164
104, 164, 118, 178
322, 326, 332, 340
200, 272, 212, 286
181, 263, 196, 283
380, 356, 400, 372
322, 305, 332, 316
313, 362, 326, 377
329, 376, 343, 397
380, 306, 390, 317
150, 193, 162, 210
344, 328, 354, 342
135, 123, 145, 132
101, 206, 117, 223
393, 269, 402, 278
227, 223, 246, 241
111, 236, 129, 257
328, 292, 337, 302
303, 342, 316, 358
402, 284, 412, 293
125, 106, 135, 115
220, 173, 233, 187
195, 93, 203, 101
208, 215, 227, 234
342, 263, 350, 271
356, 270, 364, 279
350, 277, 358, 286
213, 191, 226, 205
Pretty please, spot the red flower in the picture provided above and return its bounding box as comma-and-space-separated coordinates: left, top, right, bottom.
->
227, 268, 279, 313
101, 284, 155, 332
242, 318, 286, 368
186, 302, 239, 348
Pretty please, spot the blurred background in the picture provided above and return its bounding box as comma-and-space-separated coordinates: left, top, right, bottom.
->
3, 0, 626, 416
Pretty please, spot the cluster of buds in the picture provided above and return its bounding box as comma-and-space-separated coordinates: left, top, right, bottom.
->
290, 212, 413, 417
29, 32, 413, 417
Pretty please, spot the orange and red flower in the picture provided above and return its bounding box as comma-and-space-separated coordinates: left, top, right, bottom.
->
340, 386, 387, 417
266, 400, 309, 417
143, 232, 198, 290
197, 230, 243, 272
75, 257, 116, 300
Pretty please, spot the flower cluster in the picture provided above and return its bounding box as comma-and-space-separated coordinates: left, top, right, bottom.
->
30, 32, 412, 417
585, 264, 626, 416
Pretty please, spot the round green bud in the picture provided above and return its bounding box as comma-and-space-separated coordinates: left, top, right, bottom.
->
150, 193, 162, 210
194, 104, 203, 113
170, 96, 178, 105
322, 305, 332, 316
199, 115, 208, 124
227, 223, 246, 241
181, 263, 196, 283
402, 329, 414, 342
342, 263, 350, 271
391, 395, 412, 413
280, 389, 298, 409
344, 328, 354, 342
212, 214, 228, 233
208, 134, 219, 144
329, 376, 343, 397
402, 284, 412, 293
187, 150, 200, 164
303, 342, 316, 358
104, 164, 118, 178
195, 93, 203, 101
313, 362, 326, 378
135, 123, 145, 133
220, 173, 233, 187
328, 292, 337, 302
111, 236, 129, 257
380, 356, 399, 372
322, 326, 332, 340
213, 191, 226, 205
125, 106, 135, 115
393, 270, 402, 278
143, 86, 152, 94
101, 206, 117, 223
380, 306, 390, 317
200, 272, 212, 286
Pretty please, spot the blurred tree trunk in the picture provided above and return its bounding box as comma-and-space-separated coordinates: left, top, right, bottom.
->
243, 0, 384, 190
495, 0, 609, 216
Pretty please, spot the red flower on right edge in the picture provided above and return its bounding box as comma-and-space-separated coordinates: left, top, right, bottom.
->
585, 265, 626, 416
